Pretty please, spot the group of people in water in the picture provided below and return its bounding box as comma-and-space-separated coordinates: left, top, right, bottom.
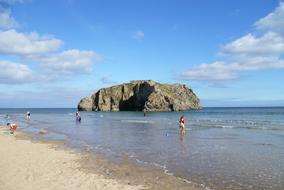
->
3, 110, 187, 135
4, 111, 82, 135
75, 111, 186, 134
76, 111, 186, 132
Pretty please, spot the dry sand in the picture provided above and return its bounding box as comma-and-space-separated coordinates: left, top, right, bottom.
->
0, 128, 144, 190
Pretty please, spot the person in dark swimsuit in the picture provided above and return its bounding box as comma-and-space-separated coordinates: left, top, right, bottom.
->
76, 111, 81, 122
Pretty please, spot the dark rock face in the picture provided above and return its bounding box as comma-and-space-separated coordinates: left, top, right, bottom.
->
78, 80, 201, 111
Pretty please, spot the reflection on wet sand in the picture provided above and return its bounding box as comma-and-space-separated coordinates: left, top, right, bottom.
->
179, 128, 186, 146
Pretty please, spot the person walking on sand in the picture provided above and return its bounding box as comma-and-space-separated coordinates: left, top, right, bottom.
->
179, 115, 186, 131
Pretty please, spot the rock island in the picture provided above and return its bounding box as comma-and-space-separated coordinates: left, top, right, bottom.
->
78, 80, 201, 112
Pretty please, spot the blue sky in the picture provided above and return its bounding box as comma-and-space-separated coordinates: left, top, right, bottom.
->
0, 0, 283, 107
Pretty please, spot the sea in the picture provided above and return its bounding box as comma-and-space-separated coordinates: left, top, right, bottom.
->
1, 107, 284, 190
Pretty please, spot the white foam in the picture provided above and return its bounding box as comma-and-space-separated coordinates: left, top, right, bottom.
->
121, 120, 155, 124
131, 158, 213, 190
221, 125, 234, 128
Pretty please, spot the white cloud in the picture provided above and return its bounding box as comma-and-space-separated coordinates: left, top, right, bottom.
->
34, 49, 102, 74
0, 29, 62, 55
0, 60, 36, 84
0, 8, 18, 29
180, 2, 284, 82
180, 62, 238, 81
180, 57, 284, 81
0, 0, 102, 82
255, 2, 284, 34
100, 75, 118, 84
222, 32, 284, 55
132, 30, 144, 40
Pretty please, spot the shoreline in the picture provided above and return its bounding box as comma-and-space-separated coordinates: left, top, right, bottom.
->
0, 127, 143, 190
0, 127, 203, 190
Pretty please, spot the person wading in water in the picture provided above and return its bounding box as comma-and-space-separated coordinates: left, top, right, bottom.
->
179, 115, 186, 134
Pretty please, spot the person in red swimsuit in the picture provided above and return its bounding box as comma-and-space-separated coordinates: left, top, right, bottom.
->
8, 123, 17, 134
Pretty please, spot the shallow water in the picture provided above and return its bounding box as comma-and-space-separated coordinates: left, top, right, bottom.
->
1, 107, 284, 190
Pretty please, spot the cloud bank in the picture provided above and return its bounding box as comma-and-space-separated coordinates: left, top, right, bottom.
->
39, 49, 102, 74
0, 61, 35, 84
0, 2, 103, 84
180, 2, 284, 81
0, 30, 62, 55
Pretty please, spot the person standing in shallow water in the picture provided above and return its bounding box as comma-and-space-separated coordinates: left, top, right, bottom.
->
76, 111, 81, 122
26, 111, 31, 120
179, 115, 186, 133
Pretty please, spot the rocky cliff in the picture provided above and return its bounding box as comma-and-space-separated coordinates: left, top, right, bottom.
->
78, 80, 201, 111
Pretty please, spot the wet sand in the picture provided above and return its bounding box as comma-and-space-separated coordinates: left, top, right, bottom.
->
0, 127, 202, 190
0, 127, 143, 190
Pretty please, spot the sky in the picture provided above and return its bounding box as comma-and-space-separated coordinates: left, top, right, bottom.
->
0, 0, 283, 108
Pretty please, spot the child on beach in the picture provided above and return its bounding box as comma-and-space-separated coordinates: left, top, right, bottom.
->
7, 123, 17, 134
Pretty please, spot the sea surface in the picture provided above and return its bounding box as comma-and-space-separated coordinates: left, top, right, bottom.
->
1, 107, 284, 190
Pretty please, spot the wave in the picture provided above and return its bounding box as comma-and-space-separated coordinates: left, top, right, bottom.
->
190, 118, 284, 131
194, 119, 277, 125
196, 124, 284, 131
220, 125, 234, 128
121, 120, 155, 124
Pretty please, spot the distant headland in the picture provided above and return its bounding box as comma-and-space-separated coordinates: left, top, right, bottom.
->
78, 80, 201, 112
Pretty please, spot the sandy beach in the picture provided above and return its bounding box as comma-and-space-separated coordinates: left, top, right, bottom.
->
0, 127, 144, 190
0, 127, 202, 190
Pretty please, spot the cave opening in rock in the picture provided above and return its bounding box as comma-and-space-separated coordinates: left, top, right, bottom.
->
119, 82, 154, 111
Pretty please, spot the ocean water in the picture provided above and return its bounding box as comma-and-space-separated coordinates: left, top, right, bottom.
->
1, 107, 284, 190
